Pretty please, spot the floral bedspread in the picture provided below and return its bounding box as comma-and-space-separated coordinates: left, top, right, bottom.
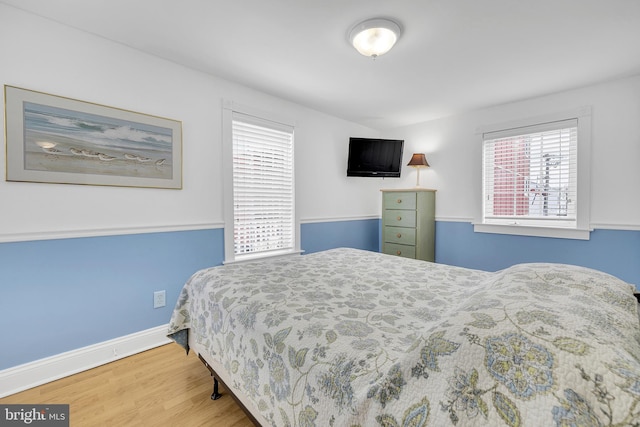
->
167, 248, 640, 426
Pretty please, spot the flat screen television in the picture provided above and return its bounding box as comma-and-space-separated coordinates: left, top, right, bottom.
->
347, 137, 404, 177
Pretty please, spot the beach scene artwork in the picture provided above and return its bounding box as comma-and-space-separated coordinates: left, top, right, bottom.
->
24, 102, 173, 180
5, 85, 182, 188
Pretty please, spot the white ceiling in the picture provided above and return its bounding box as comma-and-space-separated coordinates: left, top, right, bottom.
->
3, 0, 640, 130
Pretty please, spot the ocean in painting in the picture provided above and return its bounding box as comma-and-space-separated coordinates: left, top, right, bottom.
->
23, 102, 174, 179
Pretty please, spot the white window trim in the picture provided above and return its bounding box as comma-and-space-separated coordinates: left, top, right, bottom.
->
474, 106, 592, 240
222, 100, 301, 263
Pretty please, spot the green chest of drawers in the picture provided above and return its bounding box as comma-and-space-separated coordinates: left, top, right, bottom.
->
381, 189, 436, 261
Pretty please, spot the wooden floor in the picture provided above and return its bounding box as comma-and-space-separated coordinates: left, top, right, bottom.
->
0, 344, 255, 426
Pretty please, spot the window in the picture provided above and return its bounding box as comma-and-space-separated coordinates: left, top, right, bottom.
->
475, 108, 591, 240
222, 102, 299, 262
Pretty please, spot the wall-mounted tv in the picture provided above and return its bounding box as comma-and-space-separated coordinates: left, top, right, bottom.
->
347, 137, 404, 177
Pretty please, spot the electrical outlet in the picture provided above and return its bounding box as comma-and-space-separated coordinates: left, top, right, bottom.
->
153, 290, 166, 308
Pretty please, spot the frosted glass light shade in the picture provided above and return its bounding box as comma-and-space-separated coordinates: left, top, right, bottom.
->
349, 18, 401, 58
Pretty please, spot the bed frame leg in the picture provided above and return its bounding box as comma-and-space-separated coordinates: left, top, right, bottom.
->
197, 354, 260, 425
211, 377, 222, 400
198, 353, 223, 401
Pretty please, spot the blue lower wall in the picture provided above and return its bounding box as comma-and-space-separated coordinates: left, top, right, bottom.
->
0, 220, 378, 370
435, 221, 640, 287
0, 229, 224, 370
1, 218, 637, 370
301, 219, 379, 254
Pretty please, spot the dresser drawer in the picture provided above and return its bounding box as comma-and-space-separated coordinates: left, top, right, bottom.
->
384, 226, 416, 245
383, 192, 417, 210
383, 243, 416, 259
381, 189, 436, 262
384, 209, 416, 227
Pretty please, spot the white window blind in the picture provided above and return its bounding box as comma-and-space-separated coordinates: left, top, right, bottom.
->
482, 119, 578, 228
232, 113, 294, 258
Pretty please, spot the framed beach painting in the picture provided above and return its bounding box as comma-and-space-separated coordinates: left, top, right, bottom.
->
4, 85, 182, 189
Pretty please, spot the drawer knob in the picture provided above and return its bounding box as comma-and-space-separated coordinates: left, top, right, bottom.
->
396, 250, 402, 255
396, 199, 402, 204
396, 233, 402, 238
396, 216, 402, 221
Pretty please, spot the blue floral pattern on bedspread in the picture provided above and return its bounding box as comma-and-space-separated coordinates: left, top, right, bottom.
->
167, 248, 640, 426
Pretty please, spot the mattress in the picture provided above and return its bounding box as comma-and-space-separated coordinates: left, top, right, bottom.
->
168, 248, 640, 426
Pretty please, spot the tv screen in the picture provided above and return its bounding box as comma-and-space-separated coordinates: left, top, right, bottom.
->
347, 137, 404, 177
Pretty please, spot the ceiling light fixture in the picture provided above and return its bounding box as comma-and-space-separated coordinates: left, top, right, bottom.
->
349, 18, 402, 58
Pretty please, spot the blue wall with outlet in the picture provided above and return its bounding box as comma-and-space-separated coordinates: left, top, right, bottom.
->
0, 229, 224, 370
0, 220, 379, 370
1, 218, 638, 370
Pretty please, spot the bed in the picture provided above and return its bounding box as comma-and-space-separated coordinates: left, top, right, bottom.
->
167, 248, 640, 426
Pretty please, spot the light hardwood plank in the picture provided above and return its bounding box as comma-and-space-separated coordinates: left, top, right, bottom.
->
0, 344, 255, 426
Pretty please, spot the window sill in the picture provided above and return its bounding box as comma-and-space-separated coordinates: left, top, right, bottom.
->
473, 223, 591, 240
223, 249, 304, 265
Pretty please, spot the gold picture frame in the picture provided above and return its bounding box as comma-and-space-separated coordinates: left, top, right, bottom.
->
4, 85, 182, 189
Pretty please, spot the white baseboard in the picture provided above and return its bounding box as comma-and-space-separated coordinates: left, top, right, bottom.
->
0, 324, 172, 398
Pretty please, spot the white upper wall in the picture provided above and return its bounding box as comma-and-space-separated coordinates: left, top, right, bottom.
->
384, 75, 640, 229
3, 3, 638, 240
0, 4, 381, 241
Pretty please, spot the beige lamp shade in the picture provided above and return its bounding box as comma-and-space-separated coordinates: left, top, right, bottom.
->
407, 153, 430, 187
407, 153, 430, 168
